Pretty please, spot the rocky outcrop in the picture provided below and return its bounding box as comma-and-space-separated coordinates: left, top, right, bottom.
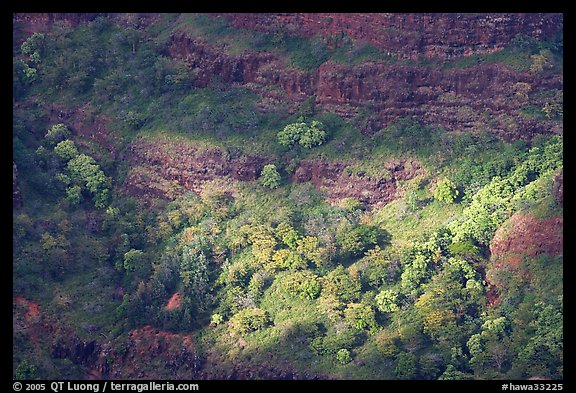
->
13, 295, 200, 380
220, 13, 563, 60
489, 213, 563, 269
124, 137, 423, 208
14, 13, 563, 139
291, 158, 423, 208
95, 325, 199, 380
167, 31, 562, 138
124, 138, 268, 200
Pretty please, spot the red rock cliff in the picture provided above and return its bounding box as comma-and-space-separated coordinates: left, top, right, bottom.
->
219, 13, 563, 60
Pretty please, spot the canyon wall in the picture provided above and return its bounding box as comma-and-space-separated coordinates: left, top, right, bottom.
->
219, 13, 562, 60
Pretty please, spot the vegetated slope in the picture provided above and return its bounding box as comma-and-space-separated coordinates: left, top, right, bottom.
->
13, 13, 562, 380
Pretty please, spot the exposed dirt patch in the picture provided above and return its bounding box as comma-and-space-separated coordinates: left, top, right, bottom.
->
489, 213, 563, 269
165, 292, 183, 311
14, 296, 42, 324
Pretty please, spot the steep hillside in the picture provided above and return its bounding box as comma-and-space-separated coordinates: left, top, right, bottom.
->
13, 13, 562, 381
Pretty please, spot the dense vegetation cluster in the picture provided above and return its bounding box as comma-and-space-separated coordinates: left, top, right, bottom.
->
13, 14, 562, 380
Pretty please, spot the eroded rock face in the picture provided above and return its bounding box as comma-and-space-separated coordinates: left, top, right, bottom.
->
14, 13, 563, 140
220, 13, 563, 60
291, 158, 423, 208
124, 137, 423, 208
98, 325, 199, 379
489, 213, 563, 267
123, 138, 268, 201
166, 31, 562, 138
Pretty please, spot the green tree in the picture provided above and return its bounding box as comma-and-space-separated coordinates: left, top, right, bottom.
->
336, 348, 352, 365
278, 122, 306, 147
15, 359, 38, 380
277, 120, 326, 149
20, 32, 45, 64
44, 123, 71, 146
322, 265, 361, 303
279, 270, 321, 300
299, 120, 327, 148
65, 185, 82, 206
434, 178, 459, 204
337, 224, 385, 257
438, 364, 467, 380
274, 221, 300, 249
344, 302, 378, 333
259, 164, 281, 189
123, 249, 145, 272
229, 307, 270, 335
54, 139, 79, 161
375, 289, 400, 313
395, 352, 417, 379
66, 154, 111, 208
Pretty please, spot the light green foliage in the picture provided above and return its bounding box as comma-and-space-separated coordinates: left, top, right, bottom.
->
54, 140, 79, 161
336, 348, 351, 365
270, 249, 307, 271
44, 124, 71, 146
279, 270, 321, 300
66, 154, 111, 208
296, 235, 328, 268
249, 225, 278, 264
278, 122, 306, 147
123, 249, 145, 272
434, 178, 459, 204
210, 313, 224, 326
259, 164, 281, 189
400, 253, 430, 294
438, 364, 467, 380
277, 120, 326, 148
19, 33, 45, 84
375, 289, 400, 313
21, 32, 45, 63
449, 136, 562, 245
65, 185, 83, 206
229, 307, 270, 335
274, 221, 300, 249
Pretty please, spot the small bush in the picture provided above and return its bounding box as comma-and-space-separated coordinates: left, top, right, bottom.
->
434, 178, 459, 204
336, 348, 352, 365
229, 307, 270, 335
